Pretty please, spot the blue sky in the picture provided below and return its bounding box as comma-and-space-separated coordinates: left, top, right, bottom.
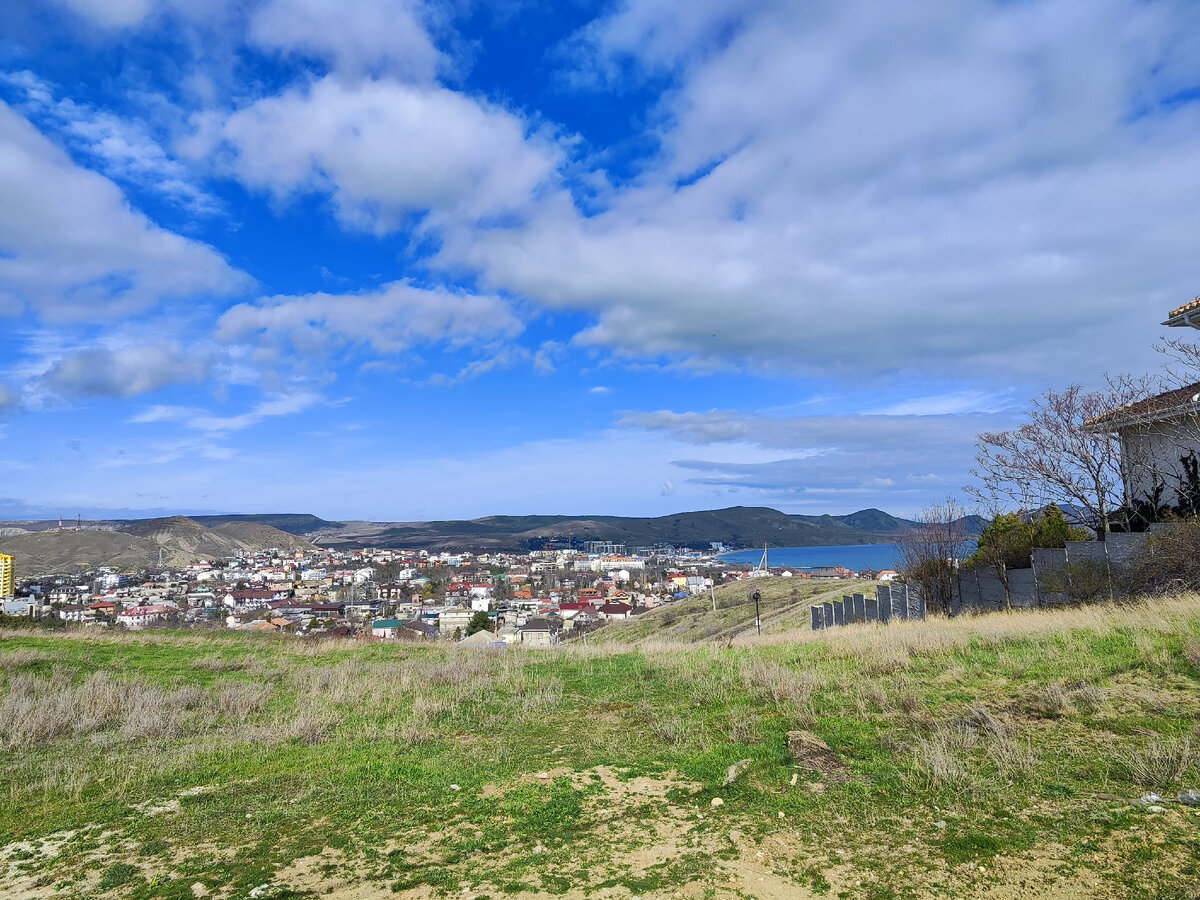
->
1, 0, 1198, 522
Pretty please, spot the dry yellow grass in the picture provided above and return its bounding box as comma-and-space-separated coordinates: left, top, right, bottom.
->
736, 592, 1200, 651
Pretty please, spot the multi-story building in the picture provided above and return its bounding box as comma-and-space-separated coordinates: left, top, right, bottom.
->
0, 554, 13, 598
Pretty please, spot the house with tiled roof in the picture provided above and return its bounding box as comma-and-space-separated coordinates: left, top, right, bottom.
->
518, 617, 559, 646
1163, 297, 1200, 329
397, 619, 439, 640
596, 601, 632, 620
1083, 298, 1200, 520
1086, 379, 1200, 519
371, 618, 405, 639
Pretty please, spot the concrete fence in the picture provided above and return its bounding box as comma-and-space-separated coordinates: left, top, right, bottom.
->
951, 528, 1162, 613
808, 529, 1166, 630
809, 529, 1163, 630
811, 583, 926, 631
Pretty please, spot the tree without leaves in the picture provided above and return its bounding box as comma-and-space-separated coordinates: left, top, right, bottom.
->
969, 380, 1151, 535
895, 496, 971, 615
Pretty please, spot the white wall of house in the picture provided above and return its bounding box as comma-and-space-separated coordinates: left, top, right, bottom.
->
1120, 419, 1200, 508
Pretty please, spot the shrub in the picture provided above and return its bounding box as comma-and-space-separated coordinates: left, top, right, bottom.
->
1032, 504, 1089, 548
1119, 735, 1195, 790
1037, 560, 1112, 603
1126, 516, 1200, 595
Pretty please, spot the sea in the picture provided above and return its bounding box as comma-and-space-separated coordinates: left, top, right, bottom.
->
718, 544, 899, 572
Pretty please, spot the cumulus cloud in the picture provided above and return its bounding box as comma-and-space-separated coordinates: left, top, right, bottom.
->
216, 280, 524, 356
212, 76, 562, 233
249, 0, 443, 81
42, 344, 208, 398
448, 0, 1200, 383
0, 102, 248, 321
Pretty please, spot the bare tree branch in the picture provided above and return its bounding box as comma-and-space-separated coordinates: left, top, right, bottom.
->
967, 379, 1151, 534
895, 496, 971, 615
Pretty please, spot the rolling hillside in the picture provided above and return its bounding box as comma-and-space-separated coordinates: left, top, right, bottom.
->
0, 517, 314, 576
305, 506, 935, 551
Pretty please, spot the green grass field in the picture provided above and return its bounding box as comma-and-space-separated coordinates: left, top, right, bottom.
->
2, 595, 1200, 899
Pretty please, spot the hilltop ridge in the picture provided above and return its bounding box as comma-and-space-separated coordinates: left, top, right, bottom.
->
0, 506, 985, 559
0, 516, 314, 576
303, 505, 982, 551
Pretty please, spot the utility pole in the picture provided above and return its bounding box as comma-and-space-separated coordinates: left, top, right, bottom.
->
753, 590, 761, 635
710, 579, 716, 612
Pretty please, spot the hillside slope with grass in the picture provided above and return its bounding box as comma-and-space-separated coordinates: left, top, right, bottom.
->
0, 517, 315, 576
305, 505, 922, 551
2, 598, 1200, 899
591, 578, 875, 644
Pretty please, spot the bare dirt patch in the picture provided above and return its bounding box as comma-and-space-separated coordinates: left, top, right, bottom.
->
787, 730, 850, 782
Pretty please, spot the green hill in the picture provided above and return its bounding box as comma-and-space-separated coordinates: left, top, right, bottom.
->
311, 505, 922, 550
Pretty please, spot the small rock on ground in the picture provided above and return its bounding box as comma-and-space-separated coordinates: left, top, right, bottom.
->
724, 758, 752, 786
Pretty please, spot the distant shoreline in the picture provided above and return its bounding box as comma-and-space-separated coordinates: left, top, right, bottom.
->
718, 544, 900, 571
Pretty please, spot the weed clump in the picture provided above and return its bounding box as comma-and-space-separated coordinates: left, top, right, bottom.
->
1119, 735, 1196, 790
1023, 683, 1068, 718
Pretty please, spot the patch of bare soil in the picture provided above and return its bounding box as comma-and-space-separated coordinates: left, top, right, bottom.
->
787, 730, 850, 782
275, 848, 351, 896
0, 831, 78, 900
933, 848, 1112, 900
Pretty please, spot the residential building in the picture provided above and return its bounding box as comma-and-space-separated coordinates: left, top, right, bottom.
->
438, 606, 473, 635
1086, 379, 1200, 517
519, 618, 559, 645
117, 604, 174, 629
0, 553, 13, 598
57, 604, 96, 624
371, 619, 405, 639
596, 601, 632, 620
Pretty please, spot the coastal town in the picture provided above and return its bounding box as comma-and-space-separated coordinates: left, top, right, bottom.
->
0, 542, 869, 644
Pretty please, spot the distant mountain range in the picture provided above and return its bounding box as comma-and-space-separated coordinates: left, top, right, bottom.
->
0, 507, 986, 573
300, 506, 986, 552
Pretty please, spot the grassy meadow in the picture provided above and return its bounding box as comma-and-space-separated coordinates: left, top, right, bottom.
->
1, 596, 1200, 899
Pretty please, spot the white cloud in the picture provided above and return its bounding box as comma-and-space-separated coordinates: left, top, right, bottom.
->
0, 102, 248, 321
212, 75, 562, 233
872, 390, 1011, 416
449, 0, 1200, 383
249, 0, 443, 81
3, 72, 220, 214
42, 344, 208, 398
130, 392, 321, 433
216, 280, 524, 356
2, 72, 220, 214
